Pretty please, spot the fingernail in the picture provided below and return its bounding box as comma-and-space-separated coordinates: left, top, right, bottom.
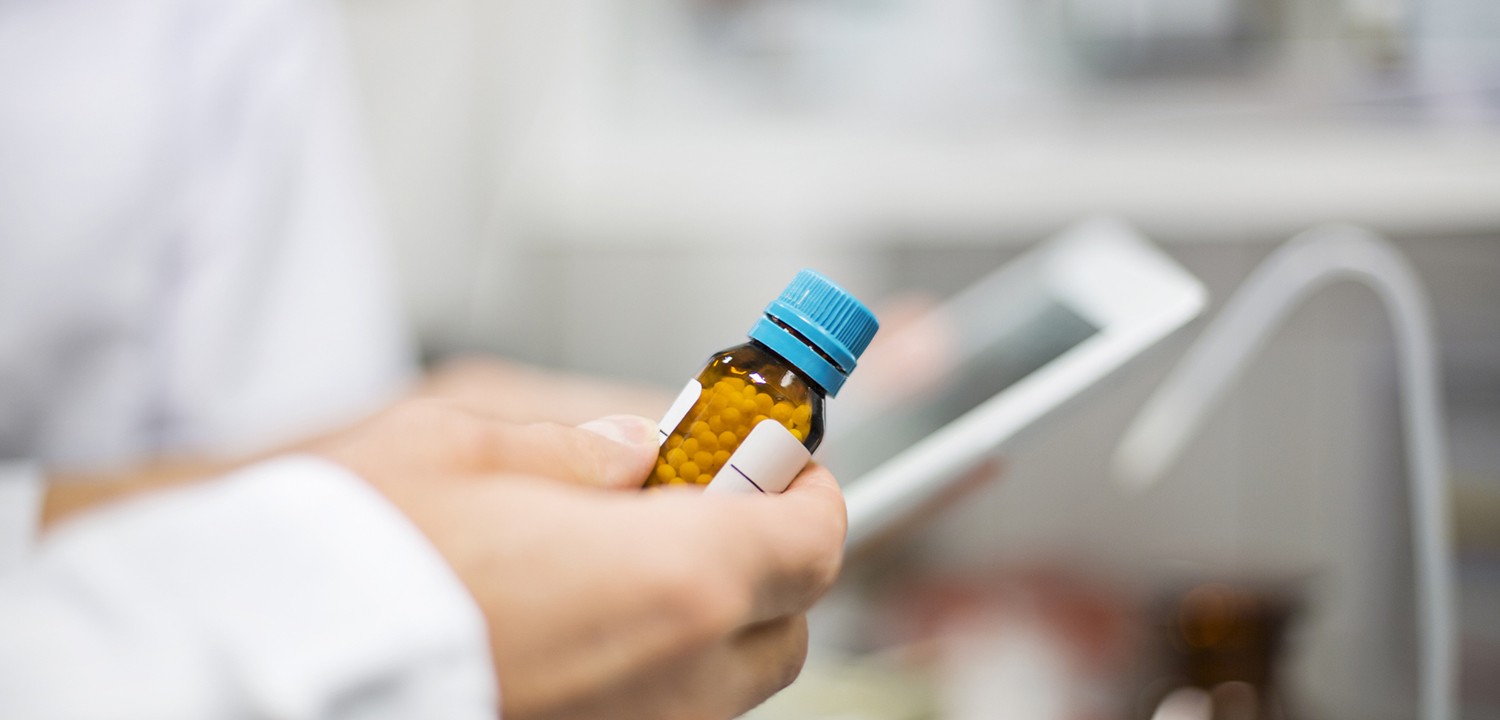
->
578, 415, 658, 446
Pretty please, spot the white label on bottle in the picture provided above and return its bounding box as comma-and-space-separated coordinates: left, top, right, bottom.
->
704, 420, 812, 495
657, 379, 703, 446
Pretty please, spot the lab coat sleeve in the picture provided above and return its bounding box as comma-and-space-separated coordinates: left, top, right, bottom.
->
0, 461, 41, 575
0, 455, 497, 720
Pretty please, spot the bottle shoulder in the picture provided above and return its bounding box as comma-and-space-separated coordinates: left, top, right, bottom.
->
704, 342, 824, 399
692, 341, 826, 452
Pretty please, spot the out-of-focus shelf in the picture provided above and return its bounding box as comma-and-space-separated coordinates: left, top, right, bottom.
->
515, 118, 1500, 246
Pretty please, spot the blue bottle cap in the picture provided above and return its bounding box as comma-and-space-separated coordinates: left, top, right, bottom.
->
746, 269, 879, 397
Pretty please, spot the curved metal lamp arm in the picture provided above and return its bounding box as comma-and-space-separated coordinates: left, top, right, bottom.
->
1112, 224, 1455, 720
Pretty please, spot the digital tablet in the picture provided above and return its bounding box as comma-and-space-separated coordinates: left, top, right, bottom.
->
826, 218, 1208, 548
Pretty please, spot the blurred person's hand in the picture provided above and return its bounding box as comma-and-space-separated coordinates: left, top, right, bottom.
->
319, 398, 847, 720
421, 356, 675, 427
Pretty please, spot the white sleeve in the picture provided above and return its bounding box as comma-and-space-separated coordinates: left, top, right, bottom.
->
0, 461, 41, 574
0, 456, 497, 720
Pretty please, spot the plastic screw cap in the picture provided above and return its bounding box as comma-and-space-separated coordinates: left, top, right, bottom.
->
764, 269, 880, 374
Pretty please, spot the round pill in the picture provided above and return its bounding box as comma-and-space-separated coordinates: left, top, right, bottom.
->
666, 448, 687, 466
693, 451, 714, 469
721, 406, 741, 424
770, 401, 793, 422
691, 421, 711, 437
680, 438, 699, 456
666, 433, 684, 449
718, 431, 738, 450
679, 461, 701, 482
713, 450, 730, 467
655, 465, 677, 482
755, 393, 774, 412
699, 433, 719, 453
793, 404, 811, 423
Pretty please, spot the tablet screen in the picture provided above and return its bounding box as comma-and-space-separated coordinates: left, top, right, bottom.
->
826, 301, 1100, 480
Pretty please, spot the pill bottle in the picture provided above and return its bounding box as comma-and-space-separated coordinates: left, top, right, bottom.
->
649, 269, 879, 495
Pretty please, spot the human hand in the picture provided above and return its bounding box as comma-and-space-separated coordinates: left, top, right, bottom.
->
421, 356, 675, 427
318, 399, 847, 720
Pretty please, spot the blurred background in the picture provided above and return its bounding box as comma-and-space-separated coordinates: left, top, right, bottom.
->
335, 0, 1498, 717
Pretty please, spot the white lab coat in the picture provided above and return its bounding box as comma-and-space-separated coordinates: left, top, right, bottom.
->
0, 0, 496, 716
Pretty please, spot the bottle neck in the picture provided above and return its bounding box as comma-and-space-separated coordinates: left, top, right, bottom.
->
767, 316, 844, 371
745, 316, 846, 397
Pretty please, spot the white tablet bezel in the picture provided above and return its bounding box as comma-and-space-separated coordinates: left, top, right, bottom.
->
840, 218, 1207, 548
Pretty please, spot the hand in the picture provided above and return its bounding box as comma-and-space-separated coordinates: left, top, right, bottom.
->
319, 398, 847, 720
421, 356, 676, 427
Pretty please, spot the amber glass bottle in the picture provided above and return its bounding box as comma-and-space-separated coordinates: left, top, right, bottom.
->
649, 269, 878, 495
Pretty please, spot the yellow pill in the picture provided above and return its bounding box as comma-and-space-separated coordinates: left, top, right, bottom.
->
755, 393, 774, 412
713, 449, 730, 467
751, 414, 768, 428
789, 428, 804, 442
691, 421, 711, 437
679, 461, 701, 481
742, 384, 757, 399
698, 433, 719, 453
721, 377, 745, 390
681, 438, 700, 456
708, 394, 728, 410
718, 431, 738, 450
666, 448, 687, 466
793, 404, 811, 423
666, 433, 684, 449
693, 450, 714, 469
708, 416, 725, 434
737, 398, 756, 414
721, 406, 741, 424
770, 401, 793, 422
655, 464, 677, 482
667, 476, 686, 485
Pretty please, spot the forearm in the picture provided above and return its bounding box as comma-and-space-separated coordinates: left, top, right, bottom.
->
43, 459, 237, 529
42, 406, 362, 530
420, 357, 673, 427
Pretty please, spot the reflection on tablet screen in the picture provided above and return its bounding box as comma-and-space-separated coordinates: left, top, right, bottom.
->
827, 302, 1100, 481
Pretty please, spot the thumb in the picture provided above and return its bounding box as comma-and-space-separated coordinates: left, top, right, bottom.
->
499, 415, 659, 489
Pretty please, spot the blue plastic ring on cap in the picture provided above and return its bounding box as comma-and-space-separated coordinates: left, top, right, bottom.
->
747, 317, 848, 397
763, 299, 858, 373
